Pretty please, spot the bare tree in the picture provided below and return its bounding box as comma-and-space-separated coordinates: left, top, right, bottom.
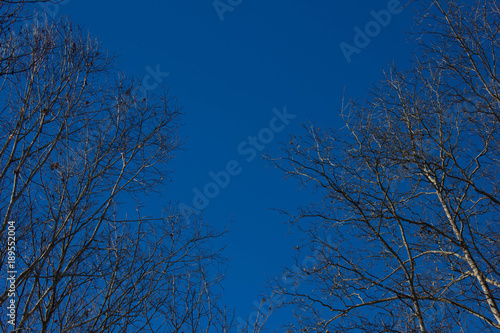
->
267, 0, 500, 332
0, 0, 65, 76
0, 9, 232, 333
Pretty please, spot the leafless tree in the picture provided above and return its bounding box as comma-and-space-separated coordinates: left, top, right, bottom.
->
0, 8, 232, 333
1, 0, 64, 76
267, 0, 500, 332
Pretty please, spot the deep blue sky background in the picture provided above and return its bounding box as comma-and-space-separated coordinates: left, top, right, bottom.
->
50, 0, 415, 329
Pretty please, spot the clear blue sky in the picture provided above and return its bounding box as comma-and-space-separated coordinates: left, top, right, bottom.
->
49, 0, 415, 329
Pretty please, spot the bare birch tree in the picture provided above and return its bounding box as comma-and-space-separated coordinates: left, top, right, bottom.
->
267, 0, 500, 332
0, 6, 232, 333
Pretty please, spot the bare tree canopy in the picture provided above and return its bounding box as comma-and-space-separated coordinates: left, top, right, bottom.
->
0, 0, 63, 40
267, 0, 500, 332
0, 5, 232, 333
